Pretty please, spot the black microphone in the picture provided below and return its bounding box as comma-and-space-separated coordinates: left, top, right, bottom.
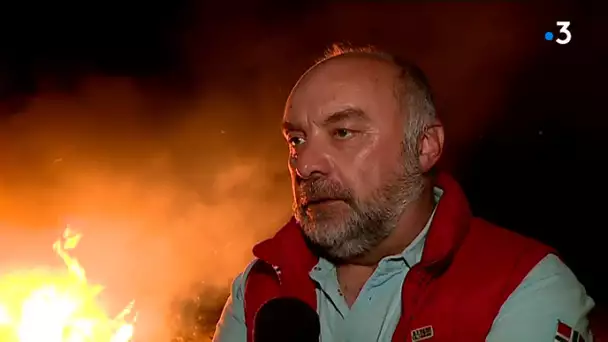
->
253, 297, 320, 342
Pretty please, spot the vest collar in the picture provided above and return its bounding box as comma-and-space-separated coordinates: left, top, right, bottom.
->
252, 172, 472, 276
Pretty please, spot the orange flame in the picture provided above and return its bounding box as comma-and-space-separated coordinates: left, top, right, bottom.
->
0, 226, 136, 341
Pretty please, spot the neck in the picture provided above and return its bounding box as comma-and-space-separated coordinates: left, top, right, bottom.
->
345, 181, 435, 266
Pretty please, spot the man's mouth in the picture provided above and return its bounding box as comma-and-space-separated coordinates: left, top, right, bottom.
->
303, 198, 343, 207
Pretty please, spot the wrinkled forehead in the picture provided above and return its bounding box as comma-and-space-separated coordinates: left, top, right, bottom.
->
283, 58, 403, 126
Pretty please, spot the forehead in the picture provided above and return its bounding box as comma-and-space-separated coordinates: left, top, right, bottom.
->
284, 57, 402, 124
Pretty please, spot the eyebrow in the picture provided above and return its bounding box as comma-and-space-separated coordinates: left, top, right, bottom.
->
322, 107, 369, 125
282, 107, 369, 133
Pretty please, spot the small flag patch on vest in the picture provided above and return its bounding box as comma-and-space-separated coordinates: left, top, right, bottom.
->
411, 325, 433, 341
554, 320, 585, 342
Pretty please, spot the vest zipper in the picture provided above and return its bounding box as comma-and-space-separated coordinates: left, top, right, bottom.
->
271, 264, 283, 284
401, 263, 436, 341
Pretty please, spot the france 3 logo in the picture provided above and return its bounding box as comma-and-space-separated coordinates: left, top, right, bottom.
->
545, 21, 572, 45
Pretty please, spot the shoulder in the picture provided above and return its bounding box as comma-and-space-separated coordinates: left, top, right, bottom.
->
454, 218, 554, 280
461, 218, 555, 272
469, 218, 552, 252
211, 259, 261, 342
216, 259, 264, 324
444, 219, 561, 318
232, 259, 261, 298
501, 254, 594, 319
487, 254, 595, 341
233, 258, 281, 310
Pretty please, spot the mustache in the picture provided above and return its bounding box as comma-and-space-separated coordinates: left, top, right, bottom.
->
297, 178, 353, 206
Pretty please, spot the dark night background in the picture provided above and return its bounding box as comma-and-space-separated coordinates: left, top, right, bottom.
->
0, 1, 606, 340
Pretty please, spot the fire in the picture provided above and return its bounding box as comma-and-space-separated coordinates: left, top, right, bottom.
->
0, 227, 136, 342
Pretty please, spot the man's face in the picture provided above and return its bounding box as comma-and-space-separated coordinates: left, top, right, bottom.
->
282, 57, 425, 261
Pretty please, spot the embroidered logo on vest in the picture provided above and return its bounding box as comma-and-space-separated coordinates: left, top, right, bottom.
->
411, 325, 434, 341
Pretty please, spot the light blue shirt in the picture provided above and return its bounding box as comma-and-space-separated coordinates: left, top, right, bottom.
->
213, 189, 595, 341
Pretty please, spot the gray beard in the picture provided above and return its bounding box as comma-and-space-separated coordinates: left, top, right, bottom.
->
294, 149, 424, 261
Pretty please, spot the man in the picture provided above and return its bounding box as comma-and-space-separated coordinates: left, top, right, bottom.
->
212, 46, 595, 341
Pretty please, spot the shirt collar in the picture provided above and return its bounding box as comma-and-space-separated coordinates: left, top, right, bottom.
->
385, 186, 442, 267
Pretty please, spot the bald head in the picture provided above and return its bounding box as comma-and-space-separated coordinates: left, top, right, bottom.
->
283, 46, 444, 261
303, 47, 436, 146
288, 53, 407, 147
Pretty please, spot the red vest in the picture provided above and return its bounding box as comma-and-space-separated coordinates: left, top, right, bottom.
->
244, 173, 554, 341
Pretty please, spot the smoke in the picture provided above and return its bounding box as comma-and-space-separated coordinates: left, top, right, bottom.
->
0, 75, 292, 340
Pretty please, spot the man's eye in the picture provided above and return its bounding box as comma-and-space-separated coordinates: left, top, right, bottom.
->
288, 136, 305, 146
333, 129, 354, 139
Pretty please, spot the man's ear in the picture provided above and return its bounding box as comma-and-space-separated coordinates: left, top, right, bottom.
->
418, 120, 444, 173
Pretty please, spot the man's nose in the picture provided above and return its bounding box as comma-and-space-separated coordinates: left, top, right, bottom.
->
292, 143, 331, 180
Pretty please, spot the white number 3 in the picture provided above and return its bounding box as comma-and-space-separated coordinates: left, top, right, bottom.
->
556, 21, 572, 45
